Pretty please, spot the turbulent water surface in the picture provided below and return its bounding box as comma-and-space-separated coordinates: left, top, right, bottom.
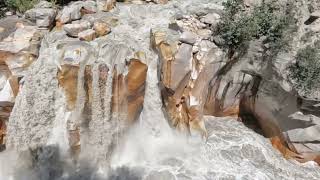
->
1, 0, 320, 180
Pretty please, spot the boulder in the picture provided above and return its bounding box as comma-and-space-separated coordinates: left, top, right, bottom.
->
78, 29, 96, 41
97, 0, 116, 12
34, 1, 53, 8
200, 13, 220, 27
0, 80, 15, 103
82, 0, 98, 13
179, 31, 198, 45
153, 30, 218, 138
56, 3, 83, 24
93, 21, 111, 37
0, 101, 14, 150
0, 25, 43, 76
0, 16, 35, 41
25, 7, 57, 28
63, 20, 91, 37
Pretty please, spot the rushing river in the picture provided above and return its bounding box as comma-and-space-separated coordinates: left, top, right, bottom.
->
1, 0, 320, 179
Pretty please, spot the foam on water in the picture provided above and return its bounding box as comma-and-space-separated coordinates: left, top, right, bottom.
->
110, 116, 320, 180
1, 0, 320, 180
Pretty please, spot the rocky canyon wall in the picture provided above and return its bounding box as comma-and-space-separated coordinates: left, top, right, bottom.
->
0, 0, 320, 179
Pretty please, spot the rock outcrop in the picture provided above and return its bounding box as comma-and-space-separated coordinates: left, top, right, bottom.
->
0, 1, 320, 178
150, 0, 320, 165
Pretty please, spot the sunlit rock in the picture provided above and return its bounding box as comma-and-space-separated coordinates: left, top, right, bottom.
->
57, 65, 79, 111
56, 2, 83, 24
97, 0, 116, 12
63, 20, 92, 37
25, 6, 57, 28
200, 13, 221, 27
0, 25, 43, 76
78, 29, 96, 41
152, 30, 213, 139
93, 21, 111, 37
126, 58, 147, 123
179, 31, 198, 45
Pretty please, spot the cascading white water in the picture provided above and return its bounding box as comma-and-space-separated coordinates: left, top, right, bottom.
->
1, 0, 320, 180
47, 108, 70, 153
110, 116, 320, 180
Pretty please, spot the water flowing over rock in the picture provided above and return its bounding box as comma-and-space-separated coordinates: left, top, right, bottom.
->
0, 0, 320, 179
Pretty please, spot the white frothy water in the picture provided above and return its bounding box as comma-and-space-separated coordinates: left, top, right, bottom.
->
1, 1, 320, 180
110, 116, 320, 180
47, 107, 70, 154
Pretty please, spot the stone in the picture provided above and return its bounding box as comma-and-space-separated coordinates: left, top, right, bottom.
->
93, 21, 111, 37
151, 30, 167, 49
5, 12, 13, 16
98, 0, 116, 12
200, 13, 220, 27
34, 1, 53, 8
0, 26, 38, 54
78, 29, 96, 41
287, 125, 320, 142
126, 59, 147, 123
63, 21, 91, 37
0, 101, 14, 149
179, 31, 198, 45
83, 0, 98, 13
0, 80, 15, 102
25, 8, 57, 28
170, 43, 193, 90
196, 29, 212, 39
305, 11, 320, 25
57, 64, 79, 111
211, 35, 225, 46
0, 25, 42, 76
56, 3, 83, 24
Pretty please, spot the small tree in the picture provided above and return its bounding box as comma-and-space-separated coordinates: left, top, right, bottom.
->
4, 0, 70, 13
289, 42, 320, 92
215, 0, 296, 57
4, 0, 39, 13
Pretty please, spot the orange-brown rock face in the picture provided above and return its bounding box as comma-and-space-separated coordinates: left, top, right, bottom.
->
57, 64, 80, 111
103, 0, 117, 12
0, 102, 14, 151
238, 75, 294, 158
270, 136, 299, 159
126, 59, 148, 123
57, 64, 81, 155
152, 30, 208, 138
111, 68, 127, 118
83, 65, 93, 128
111, 58, 148, 124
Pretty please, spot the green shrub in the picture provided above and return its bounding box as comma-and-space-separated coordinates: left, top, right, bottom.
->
0, 1, 6, 18
216, 0, 296, 55
4, 0, 39, 13
289, 42, 320, 92
4, 0, 63, 13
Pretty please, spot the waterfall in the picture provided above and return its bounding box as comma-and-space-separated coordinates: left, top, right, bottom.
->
1, 1, 320, 180
47, 107, 70, 154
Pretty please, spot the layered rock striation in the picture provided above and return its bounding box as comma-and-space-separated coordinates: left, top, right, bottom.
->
0, 0, 320, 178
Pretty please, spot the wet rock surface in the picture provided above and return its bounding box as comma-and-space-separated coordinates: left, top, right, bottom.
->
0, 0, 320, 179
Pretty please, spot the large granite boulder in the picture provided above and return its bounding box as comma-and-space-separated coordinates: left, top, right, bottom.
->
25, 2, 57, 28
